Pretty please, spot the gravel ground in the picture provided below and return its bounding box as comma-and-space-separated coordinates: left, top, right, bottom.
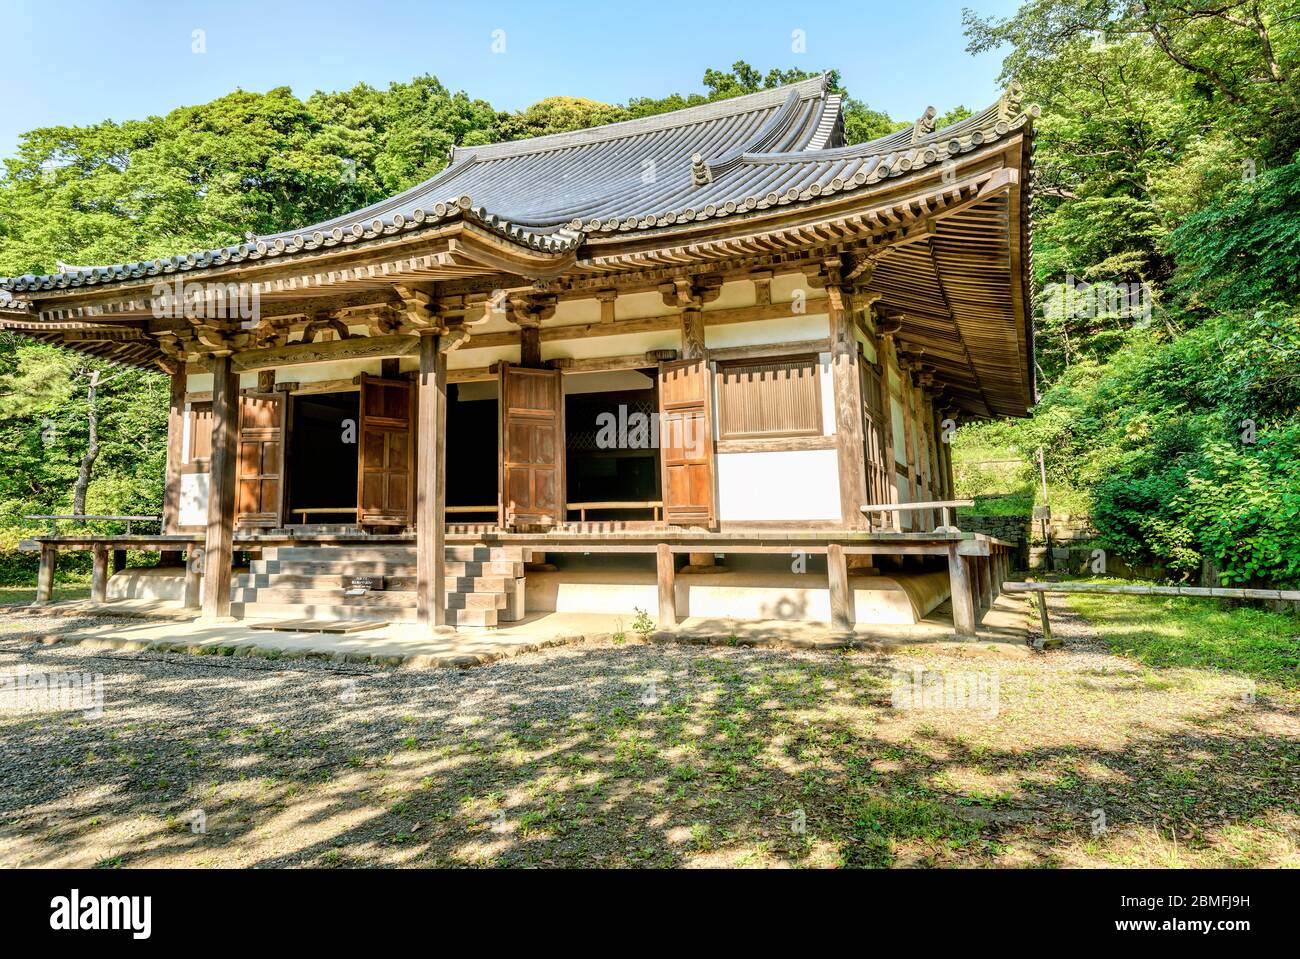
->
1, 601, 1297, 868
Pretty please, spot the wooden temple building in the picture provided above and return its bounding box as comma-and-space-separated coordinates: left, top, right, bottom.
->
0, 76, 1036, 636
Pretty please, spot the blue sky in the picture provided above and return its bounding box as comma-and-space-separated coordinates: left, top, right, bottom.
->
0, 0, 1019, 161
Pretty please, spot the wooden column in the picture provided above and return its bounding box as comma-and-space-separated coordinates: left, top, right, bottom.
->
656, 542, 676, 630
416, 332, 447, 629
202, 353, 238, 620
183, 548, 202, 609
827, 543, 853, 630
662, 276, 721, 568
676, 306, 707, 571
160, 365, 186, 565
947, 544, 976, 638
520, 326, 541, 368
826, 273, 869, 529
877, 326, 902, 523
34, 544, 56, 605
897, 362, 920, 526
509, 294, 556, 369
91, 545, 109, 603
680, 305, 706, 360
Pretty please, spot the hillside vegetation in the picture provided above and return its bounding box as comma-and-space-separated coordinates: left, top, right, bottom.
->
2, 4, 1298, 587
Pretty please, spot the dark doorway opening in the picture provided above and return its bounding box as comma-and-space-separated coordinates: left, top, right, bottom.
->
564, 370, 661, 522
286, 391, 360, 524
447, 381, 499, 520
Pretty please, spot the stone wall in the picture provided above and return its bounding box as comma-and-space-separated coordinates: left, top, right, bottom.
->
956, 514, 1033, 568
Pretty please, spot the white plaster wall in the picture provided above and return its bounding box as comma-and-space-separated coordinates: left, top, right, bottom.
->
551, 297, 602, 325
562, 369, 654, 395
186, 371, 213, 393
179, 473, 209, 527
544, 328, 681, 361
704, 313, 828, 350
716, 449, 841, 521
284, 359, 382, 385
450, 344, 519, 370
771, 272, 827, 306
708, 279, 755, 310
615, 290, 678, 320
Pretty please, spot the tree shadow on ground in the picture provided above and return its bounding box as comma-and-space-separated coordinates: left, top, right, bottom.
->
1, 632, 1296, 868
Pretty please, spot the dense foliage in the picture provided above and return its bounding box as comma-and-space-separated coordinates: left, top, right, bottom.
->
956, 0, 1300, 585
1, 10, 1298, 587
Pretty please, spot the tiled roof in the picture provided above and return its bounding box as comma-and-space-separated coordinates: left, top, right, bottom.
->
2, 76, 1037, 294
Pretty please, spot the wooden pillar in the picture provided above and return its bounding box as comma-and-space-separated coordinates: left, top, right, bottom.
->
202, 353, 238, 620
183, 548, 202, 609
160, 366, 186, 565
979, 555, 995, 610
827, 276, 869, 529
947, 544, 976, 638
34, 544, 56, 605
416, 332, 447, 629
656, 543, 676, 630
680, 305, 706, 360
520, 326, 541, 368
671, 277, 720, 569
91, 545, 109, 604
827, 543, 853, 630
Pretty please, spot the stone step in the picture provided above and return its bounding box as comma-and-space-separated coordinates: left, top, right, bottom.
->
231, 587, 416, 607
231, 601, 417, 624
444, 560, 524, 578
447, 607, 497, 628
447, 590, 507, 610
444, 545, 526, 562
262, 546, 416, 564
249, 560, 418, 576
445, 575, 512, 593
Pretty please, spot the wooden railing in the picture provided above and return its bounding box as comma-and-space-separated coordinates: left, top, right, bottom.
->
566, 500, 663, 522
26, 514, 161, 535
1002, 580, 1300, 648
290, 507, 358, 523
859, 499, 974, 533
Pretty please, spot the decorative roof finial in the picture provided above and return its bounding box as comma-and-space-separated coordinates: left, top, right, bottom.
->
690, 152, 712, 186
999, 81, 1023, 122
911, 106, 937, 143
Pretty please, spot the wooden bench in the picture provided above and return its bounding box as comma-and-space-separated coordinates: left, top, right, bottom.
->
19, 533, 204, 608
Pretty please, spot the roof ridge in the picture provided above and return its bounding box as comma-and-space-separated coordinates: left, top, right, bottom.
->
453, 75, 829, 162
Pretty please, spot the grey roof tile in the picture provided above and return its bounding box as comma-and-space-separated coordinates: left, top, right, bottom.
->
2, 77, 1039, 293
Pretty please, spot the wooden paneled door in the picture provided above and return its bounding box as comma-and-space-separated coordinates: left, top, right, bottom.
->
499, 364, 564, 527
357, 374, 414, 528
235, 393, 285, 529
658, 358, 715, 526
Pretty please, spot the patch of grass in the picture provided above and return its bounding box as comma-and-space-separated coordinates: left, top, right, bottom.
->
1063, 581, 1300, 688
0, 585, 90, 605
